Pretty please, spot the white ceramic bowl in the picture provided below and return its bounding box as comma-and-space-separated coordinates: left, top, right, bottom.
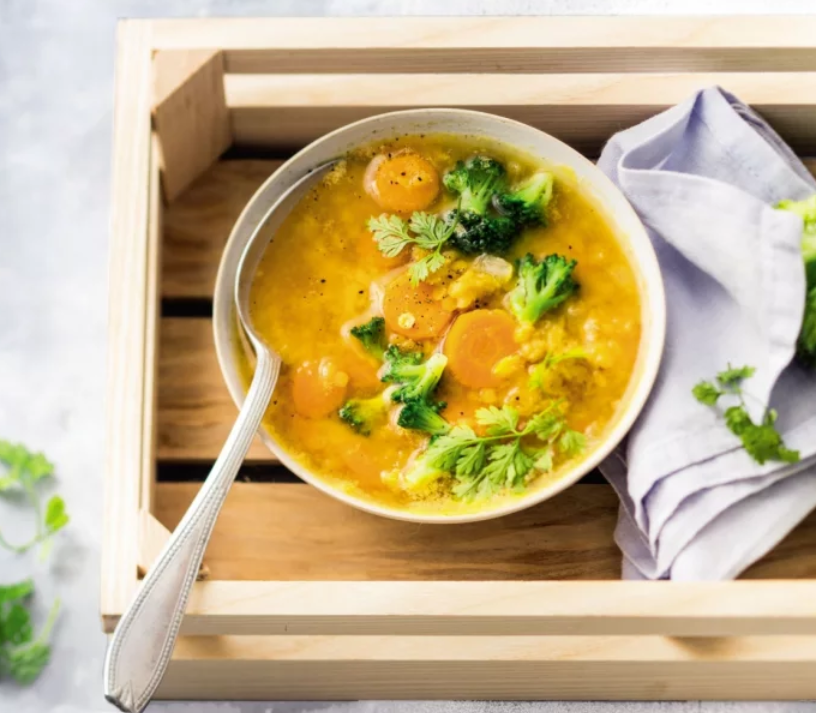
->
213, 109, 665, 524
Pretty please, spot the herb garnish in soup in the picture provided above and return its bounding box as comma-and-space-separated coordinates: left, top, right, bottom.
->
246, 134, 641, 515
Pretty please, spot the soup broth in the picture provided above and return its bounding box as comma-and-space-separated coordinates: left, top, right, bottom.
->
244, 134, 641, 515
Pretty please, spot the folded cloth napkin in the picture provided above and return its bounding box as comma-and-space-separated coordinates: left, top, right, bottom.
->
597, 86, 816, 580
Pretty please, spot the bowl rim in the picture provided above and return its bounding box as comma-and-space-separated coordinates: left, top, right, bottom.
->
213, 107, 666, 524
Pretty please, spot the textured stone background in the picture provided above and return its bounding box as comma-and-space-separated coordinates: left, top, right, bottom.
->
2, 1, 816, 711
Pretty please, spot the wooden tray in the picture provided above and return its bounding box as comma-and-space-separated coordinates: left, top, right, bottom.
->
103, 17, 816, 701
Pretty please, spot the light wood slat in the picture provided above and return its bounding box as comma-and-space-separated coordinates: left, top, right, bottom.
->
153, 482, 620, 582
166, 579, 816, 637
157, 318, 269, 461
171, 633, 816, 662
102, 19, 154, 620
225, 73, 816, 154
162, 160, 281, 298
226, 72, 816, 107
149, 17, 816, 74
152, 482, 816, 586
152, 50, 232, 202
139, 135, 162, 515
157, 659, 816, 700
159, 633, 816, 700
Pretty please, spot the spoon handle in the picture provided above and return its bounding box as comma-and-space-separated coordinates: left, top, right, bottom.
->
103, 347, 278, 713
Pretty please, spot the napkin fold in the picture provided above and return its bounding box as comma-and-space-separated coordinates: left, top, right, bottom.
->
597, 87, 816, 580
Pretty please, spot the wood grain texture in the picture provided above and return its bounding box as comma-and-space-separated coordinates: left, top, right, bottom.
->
225, 73, 816, 154
140, 135, 163, 514
102, 19, 154, 620
153, 481, 816, 584
157, 317, 268, 461
154, 482, 619, 581
137, 508, 171, 576
153, 49, 232, 202
149, 17, 816, 74
162, 160, 280, 298
159, 578, 816, 637
161, 634, 816, 700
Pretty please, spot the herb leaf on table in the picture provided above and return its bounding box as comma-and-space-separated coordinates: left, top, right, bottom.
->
692, 365, 799, 465
0, 441, 69, 555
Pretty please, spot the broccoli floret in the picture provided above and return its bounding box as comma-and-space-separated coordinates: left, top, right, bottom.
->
397, 399, 450, 436
799, 286, 816, 367
400, 453, 445, 491
508, 253, 578, 324
449, 212, 517, 255
382, 348, 448, 404
443, 156, 517, 255
777, 195, 816, 366
443, 156, 507, 215
495, 172, 555, 226
338, 393, 388, 436
350, 316, 387, 359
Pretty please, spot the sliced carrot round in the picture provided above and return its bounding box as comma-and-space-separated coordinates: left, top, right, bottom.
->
292, 357, 348, 418
364, 151, 440, 213
357, 228, 410, 271
444, 309, 518, 388
382, 271, 453, 339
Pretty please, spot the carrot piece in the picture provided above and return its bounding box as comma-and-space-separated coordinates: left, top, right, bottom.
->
340, 348, 382, 390
382, 271, 453, 339
444, 309, 518, 388
292, 357, 349, 418
357, 228, 410, 271
365, 151, 440, 213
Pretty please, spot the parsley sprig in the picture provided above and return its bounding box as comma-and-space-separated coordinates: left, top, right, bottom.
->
368, 211, 458, 285
0, 441, 69, 557
0, 581, 59, 684
420, 403, 586, 499
692, 365, 800, 465
0, 441, 67, 685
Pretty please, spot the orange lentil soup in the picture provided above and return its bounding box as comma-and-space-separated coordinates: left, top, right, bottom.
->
244, 134, 641, 516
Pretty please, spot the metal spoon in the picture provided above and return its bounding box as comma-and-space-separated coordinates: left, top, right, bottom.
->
103, 160, 337, 713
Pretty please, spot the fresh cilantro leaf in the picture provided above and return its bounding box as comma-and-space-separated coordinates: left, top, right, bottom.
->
559, 429, 587, 457
692, 380, 722, 406
408, 250, 447, 285
455, 442, 486, 477
24, 453, 54, 483
7, 642, 51, 685
1, 603, 33, 646
0, 580, 34, 604
511, 447, 535, 486
0, 443, 67, 555
414, 402, 585, 500
369, 210, 458, 283
724, 405, 752, 436
476, 405, 519, 436
695, 369, 799, 466
368, 215, 413, 257
717, 364, 756, 388
44, 496, 69, 535
534, 447, 554, 473
482, 442, 519, 485
408, 212, 450, 249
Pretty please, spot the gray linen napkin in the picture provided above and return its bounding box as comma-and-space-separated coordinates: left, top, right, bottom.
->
596, 87, 816, 580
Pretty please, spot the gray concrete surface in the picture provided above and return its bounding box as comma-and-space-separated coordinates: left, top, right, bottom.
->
2, 1, 816, 711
